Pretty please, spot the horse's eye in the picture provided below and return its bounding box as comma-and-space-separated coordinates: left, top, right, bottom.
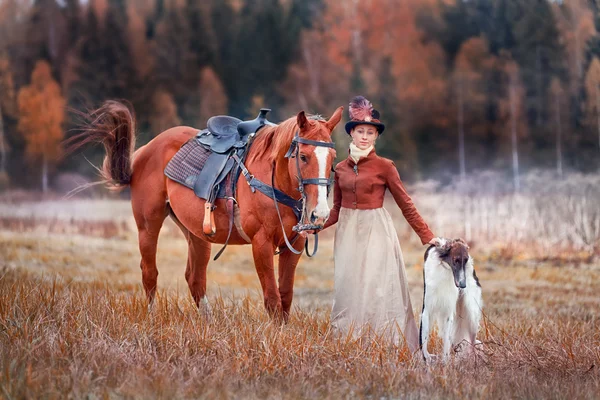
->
300, 154, 308, 163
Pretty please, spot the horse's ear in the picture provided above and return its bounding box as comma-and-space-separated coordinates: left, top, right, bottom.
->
297, 111, 308, 131
325, 106, 344, 133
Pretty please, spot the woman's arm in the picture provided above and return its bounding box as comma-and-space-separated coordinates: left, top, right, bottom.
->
385, 161, 435, 245
322, 170, 341, 230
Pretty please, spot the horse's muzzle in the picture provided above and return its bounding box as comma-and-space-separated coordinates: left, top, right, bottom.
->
310, 210, 329, 226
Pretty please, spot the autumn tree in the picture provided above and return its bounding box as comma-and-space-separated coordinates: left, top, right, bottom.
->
584, 56, 600, 154
149, 90, 180, 135
0, 57, 16, 179
498, 55, 528, 192
453, 37, 494, 180
17, 60, 65, 192
198, 67, 228, 127
553, 0, 596, 95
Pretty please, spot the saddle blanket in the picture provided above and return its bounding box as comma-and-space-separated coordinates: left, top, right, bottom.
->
164, 138, 229, 198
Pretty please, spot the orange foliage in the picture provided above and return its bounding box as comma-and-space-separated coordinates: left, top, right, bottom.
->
17, 60, 65, 164
498, 53, 528, 141
198, 67, 228, 127
149, 90, 181, 135
584, 57, 600, 127
282, 0, 449, 130
0, 57, 15, 117
553, 0, 596, 94
127, 3, 155, 79
453, 37, 496, 134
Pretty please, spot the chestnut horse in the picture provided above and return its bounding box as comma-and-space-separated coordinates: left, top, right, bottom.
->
71, 101, 343, 321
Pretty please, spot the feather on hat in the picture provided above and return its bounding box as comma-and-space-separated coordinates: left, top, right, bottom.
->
345, 96, 385, 134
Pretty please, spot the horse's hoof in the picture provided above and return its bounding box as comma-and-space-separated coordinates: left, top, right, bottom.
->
198, 297, 212, 321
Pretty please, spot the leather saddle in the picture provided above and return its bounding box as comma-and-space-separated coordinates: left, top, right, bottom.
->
193, 108, 275, 209
198, 108, 275, 154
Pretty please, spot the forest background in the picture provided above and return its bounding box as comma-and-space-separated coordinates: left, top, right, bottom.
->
2, 0, 600, 192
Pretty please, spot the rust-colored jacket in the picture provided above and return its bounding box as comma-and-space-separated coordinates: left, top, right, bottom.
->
323, 150, 434, 245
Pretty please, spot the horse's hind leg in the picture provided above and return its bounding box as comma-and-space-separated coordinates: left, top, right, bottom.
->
132, 192, 169, 308
168, 207, 212, 316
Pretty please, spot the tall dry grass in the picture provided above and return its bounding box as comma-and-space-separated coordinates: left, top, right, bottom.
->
394, 170, 600, 262
1, 264, 599, 399
1, 171, 599, 398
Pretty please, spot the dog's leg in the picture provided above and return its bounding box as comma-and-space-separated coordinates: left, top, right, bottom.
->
420, 308, 432, 362
443, 314, 455, 363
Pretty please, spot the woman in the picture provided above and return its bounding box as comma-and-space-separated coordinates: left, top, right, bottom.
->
323, 96, 439, 352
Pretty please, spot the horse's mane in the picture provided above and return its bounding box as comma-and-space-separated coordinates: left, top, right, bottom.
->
247, 115, 326, 165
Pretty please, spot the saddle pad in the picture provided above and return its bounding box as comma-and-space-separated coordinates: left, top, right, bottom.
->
164, 138, 227, 197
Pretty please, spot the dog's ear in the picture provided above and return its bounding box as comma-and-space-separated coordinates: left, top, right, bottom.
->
456, 237, 470, 250
436, 240, 452, 256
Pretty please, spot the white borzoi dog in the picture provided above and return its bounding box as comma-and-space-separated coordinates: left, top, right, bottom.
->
420, 238, 482, 362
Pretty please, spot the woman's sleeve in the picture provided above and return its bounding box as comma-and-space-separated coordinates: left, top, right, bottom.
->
386, 161, 434, 245
323, 169, 341, 230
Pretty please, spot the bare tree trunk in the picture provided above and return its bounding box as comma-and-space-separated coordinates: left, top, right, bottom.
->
457, 77, 466, 181
555, 92, 563, 178
510, 84, 520, 192
0, 103, 5, 173
42, 155, 48, 193
596, 84, 600, 153
536, 46, 543, 126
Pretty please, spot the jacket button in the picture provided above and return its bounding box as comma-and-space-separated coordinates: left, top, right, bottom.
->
352, 201, 357, 207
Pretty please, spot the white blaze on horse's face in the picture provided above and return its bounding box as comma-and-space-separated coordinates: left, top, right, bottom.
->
314, 146, 330, 221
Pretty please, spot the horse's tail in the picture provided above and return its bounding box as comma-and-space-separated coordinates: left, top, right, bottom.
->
66, 101, 136, 190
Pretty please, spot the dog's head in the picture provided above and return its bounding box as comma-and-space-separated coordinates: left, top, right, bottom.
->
436, 238, 470, 289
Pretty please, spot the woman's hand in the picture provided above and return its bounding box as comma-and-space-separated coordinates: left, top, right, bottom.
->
299, 229, 319, 237
428, 237, 443, 246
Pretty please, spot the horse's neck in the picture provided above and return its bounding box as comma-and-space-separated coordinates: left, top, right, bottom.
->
245, 152, 296, 197
273, 158, 297, 196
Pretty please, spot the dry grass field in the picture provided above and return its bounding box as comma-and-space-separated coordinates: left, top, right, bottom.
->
1, 187, 599, 399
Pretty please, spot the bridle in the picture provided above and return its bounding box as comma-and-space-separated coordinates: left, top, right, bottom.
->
285, 131, 335, 215
235, 129, 335, 257
272, 131, 335, 256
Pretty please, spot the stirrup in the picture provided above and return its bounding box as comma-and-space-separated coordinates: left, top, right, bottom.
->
203, 202, 216, 236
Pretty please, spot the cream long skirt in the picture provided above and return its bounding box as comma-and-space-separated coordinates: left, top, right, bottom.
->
331, 207, 419, 352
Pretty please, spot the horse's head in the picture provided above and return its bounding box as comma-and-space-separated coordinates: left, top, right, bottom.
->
286, 107, 343, 228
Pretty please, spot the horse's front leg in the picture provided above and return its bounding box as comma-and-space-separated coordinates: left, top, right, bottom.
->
277, 236, 306, 322
251, 232, 283, 320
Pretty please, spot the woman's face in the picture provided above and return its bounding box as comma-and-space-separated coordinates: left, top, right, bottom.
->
351, 124, 379, 150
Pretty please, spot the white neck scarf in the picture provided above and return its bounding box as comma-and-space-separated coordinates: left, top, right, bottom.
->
349, 142, 374, 163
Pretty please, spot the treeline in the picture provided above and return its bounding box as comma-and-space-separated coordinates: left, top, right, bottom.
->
0, 0, 599, 191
